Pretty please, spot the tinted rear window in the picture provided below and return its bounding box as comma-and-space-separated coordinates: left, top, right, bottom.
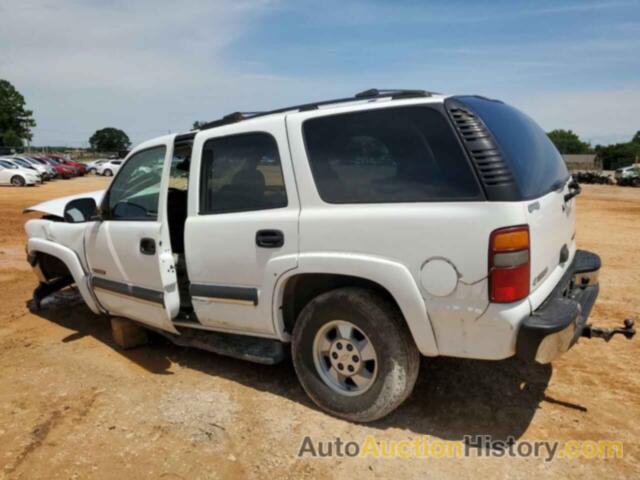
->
303, 106, 481, 203
458, 96, 569, 199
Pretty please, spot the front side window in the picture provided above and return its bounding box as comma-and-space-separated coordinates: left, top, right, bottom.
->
200, 132, 287, 214
303, 106, 481, 203
106, 146, 166, 220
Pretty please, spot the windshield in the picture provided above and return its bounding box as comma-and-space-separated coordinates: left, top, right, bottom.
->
107, 146, 165, 220
456, 96, 569, 200
0, 160, 18, 169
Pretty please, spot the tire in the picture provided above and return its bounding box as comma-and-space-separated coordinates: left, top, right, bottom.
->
103, 169, 112, 177
11, 175, 25, 187
292, 287, 420, 422
88, 168, 96, 174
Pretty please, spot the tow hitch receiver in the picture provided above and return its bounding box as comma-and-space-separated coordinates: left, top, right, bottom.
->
582, 319, 636, 342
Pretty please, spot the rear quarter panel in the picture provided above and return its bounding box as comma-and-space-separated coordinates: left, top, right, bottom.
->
285, 105, 529, 358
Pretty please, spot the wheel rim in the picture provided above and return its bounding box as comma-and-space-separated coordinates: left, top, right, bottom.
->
312, 320, 378, 396
11, 176, 23, 186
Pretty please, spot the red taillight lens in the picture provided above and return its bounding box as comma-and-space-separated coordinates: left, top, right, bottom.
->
489, 225, 530, 303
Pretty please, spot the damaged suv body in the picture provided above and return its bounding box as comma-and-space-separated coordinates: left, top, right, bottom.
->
24, 89, 634, 422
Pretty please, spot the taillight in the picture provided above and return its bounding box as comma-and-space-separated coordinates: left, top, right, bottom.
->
489, 225, 530, 303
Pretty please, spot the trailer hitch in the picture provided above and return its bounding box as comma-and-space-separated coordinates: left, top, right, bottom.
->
582, 318, 636, 342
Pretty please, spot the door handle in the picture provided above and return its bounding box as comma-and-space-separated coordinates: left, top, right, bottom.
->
140, 238, 156, 255
256, 229, 284, 248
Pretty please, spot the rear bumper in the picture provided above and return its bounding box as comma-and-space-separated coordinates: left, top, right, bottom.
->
516, 250, 600, 363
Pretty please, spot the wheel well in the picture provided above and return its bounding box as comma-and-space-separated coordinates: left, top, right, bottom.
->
281, 273, 402, 334
35, 252, 72, 281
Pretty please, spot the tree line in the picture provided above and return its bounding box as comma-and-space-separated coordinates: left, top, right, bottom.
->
547, 129, 640, 170
1, 78, 638, 169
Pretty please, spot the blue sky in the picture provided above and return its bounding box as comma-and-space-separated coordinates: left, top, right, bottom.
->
1, 0, 639, 146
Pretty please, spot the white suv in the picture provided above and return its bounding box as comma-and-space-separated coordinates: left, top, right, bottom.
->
23, 89, 634, 421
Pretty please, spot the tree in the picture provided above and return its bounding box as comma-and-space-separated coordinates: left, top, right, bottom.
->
192, 120, 208, 130
632, 131, 640, 145
547, 129, 591, 154
1, 129, 22, 148
89, 127, 131, 152
0, 79, 36, 146
595, 142, 640, 170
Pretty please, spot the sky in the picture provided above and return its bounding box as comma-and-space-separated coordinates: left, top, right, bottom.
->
1, 0, 639, 147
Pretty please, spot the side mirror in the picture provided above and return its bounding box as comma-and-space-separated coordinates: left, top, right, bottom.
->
64, 198, 98, 223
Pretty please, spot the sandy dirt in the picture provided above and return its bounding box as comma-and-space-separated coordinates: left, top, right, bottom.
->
0, 178, 639, 479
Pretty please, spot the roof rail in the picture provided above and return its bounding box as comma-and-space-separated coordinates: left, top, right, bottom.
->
354, 88, 432, 99
198, 88, 435, 131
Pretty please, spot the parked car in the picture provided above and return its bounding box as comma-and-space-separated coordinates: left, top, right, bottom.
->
40, 157, 77, 179
57, 157, 87, 176
19, 156, 53, 180
86, 159, 107, 174
23, 89, 635, 422
17, 156, 56, 180
96, 160, 123, 177
1, 157, 48, 181
615, 165, 640, 186
0, 159, 40, 186
46, 154, 86, 175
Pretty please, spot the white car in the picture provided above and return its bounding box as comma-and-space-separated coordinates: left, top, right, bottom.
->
0, 159, 40, 186
85, 159, 107, 174
23, 89, 634, 422
21, 156, 57, 178
614, 164, 639, 180
96, 160, 123, 177
5, 156, 49, 180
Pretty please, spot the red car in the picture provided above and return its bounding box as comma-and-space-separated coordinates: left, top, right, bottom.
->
35, 156, 77, 179
49, 154, 86, 176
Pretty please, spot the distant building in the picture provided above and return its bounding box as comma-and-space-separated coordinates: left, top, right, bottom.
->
562, 154, 601, 171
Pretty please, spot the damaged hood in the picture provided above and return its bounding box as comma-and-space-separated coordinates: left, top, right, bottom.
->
23, 190, 105, 217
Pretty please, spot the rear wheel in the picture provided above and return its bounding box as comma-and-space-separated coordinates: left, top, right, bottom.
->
103, 169, 113, 177
11, 175, 25, 186
292, 287, 420, 422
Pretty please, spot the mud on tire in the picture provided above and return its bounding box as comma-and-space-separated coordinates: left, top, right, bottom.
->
291, 287, 420, 422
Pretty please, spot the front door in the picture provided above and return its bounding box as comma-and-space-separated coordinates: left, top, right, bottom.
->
85, 139, 180, 333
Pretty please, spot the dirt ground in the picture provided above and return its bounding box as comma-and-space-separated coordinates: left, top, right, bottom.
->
0, 177, 639, 479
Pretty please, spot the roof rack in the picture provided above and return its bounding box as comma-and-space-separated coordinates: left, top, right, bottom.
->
197, 88, 435, 131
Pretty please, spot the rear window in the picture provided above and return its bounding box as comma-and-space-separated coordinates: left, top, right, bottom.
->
457, 96, 569, 200
302, 106, 481, 203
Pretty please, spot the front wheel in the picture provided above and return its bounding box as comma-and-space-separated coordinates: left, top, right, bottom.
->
292, 287, 420, 422
103, 169, 113, 177
11, 175, 25, 186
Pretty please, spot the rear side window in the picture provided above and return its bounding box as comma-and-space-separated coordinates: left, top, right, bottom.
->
457, 96, 569, 200
200, 132, 287, 214
303, 106, 481, 203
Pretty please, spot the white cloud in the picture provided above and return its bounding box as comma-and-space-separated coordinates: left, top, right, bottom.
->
1, 0, 638, 147
0, 0, 290, 145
